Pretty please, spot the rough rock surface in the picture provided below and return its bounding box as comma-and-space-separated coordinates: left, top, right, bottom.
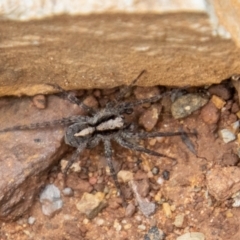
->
207, 166, 240, 201
0, 95, 83, 221
1, 14, 240, 97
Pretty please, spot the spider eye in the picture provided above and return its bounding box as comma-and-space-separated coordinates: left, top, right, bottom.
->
125, 108, 133, 114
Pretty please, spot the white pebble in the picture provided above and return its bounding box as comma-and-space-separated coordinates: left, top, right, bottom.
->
28, 216, 36, 225
157, 177, 164, 185
40, 184, 63, 216
62, 187, 73, 196
138, 224, 146, 230
219, 129, 236, 143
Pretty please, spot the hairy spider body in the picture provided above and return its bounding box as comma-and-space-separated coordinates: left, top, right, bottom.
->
0, 70, 194, 206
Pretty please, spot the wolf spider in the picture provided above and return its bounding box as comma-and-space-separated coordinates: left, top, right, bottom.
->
0, 71, 193, 205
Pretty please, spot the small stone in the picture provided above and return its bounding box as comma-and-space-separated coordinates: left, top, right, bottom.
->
113, 220, 122, 231
117, 170, 133, 183
225, 210, 233, 218
230, 121, 240, 134
211, 95, 226, 109
129, 180, 156, 217
207, 166, 240, 201
136, 179, 150, 197
208, 84, 232, 100
68, 178, 93, 193
139, 104, 161, 131
134, 86, 160, 100
218, 129, 236, 143
95, 218, 105, 226
162, 202, 172, 218
151, 166, 159, 175
144, 226, 165, 240
157, 177, 164, 185
236, 111, 240, 118
232, 191, 240, 207
28, 216, 36, 225
149, 138, 157, 146
173, 214, 184, 228
176, 232, 205, 240
40, 184, 63, 217
76, 192, 107, 219
125, 203, 136, 217
89, 177, 97, 185
231, 102, 239, 113
200, 101, 220, 124
83, 218, 89, 224
221, 153, 239, 166
83, 95, 99, 109
123, 223, 132, 230
138, 224, 147, 231
62, 187, 74, 196
162, 170, 170, 180
60, 159, 81, 173
154, 191, 162, 202
171, 94, 208, 119
32, 94, 47, 109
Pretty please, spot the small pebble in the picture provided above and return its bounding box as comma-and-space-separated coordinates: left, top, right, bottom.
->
144, 226, 165, 240
171, 93, 208, 119
208, 84, 232, 100
130, 180, 156, 217
125, 203, 136, 218
113, 220, 122, 231
230, 120, 240, 134
138, 224, 147, 231
40, 184, 63, 217
162, 170, 170, 180
221, 153, 239, 166
95, 218, 105, 226
219, 129, 236, 143
211, 95, 226, 109
152, 166, 159, 175
123, 223, 132, 230
89, 177, 97, 185
232, 191, 240, 207
62, 187, 74, 196
28, 216, 36, 225
32, 94, 47, 109
176, 232, 205, 240
157, 177, 164, 185
117, 170, 133, 183
173, 214, 184, 228
76, 192, 107, 219
162, 202, 172, 218
136, 179, 150, 197
139, 105, 161, 131
134, 86, 160, 100
200, 101, 220, 124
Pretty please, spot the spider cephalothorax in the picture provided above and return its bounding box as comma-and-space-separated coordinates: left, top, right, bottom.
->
0, 71, 193, 205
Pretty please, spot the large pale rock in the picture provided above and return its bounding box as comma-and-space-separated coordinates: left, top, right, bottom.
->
0, 14, 240, 97
212, 0, 240, 47
0, 95, 82, 221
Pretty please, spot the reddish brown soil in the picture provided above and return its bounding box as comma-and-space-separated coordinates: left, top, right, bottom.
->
1, 83, 240, 240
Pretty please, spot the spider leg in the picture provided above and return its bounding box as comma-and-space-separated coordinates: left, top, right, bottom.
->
47, 83, 96, 115
115, 135, 175, 160
125, 91, 171, 108
120, 130, 188, 139
63, 140, 88, 183
0, 116, 87, 133
116, 70, 146, 101
103, 139, 127, 207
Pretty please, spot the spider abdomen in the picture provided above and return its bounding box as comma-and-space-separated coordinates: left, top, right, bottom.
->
65, 116, 125, 148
